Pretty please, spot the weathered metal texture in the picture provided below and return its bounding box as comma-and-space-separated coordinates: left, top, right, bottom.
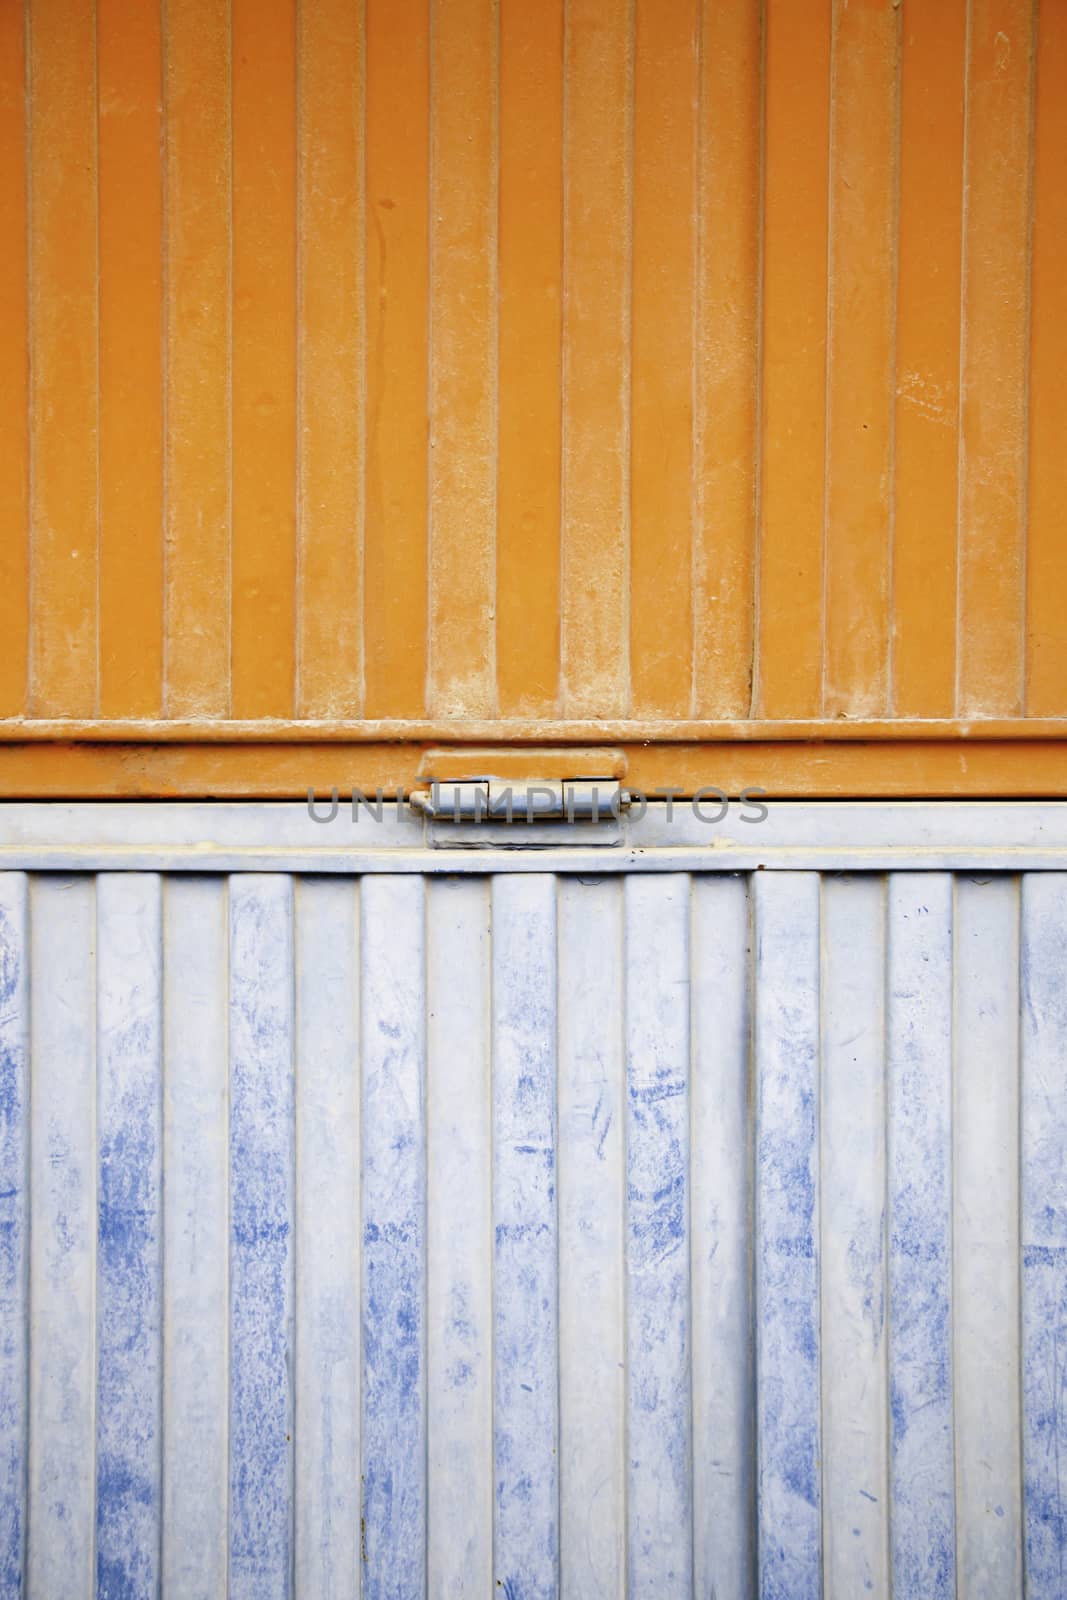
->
0, 812, 1065, 1595
0, 0, 1065, 798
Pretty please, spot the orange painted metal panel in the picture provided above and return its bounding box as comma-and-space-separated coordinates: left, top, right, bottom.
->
296, 0, 365, 718
163, 0, 231, 716
428, 0, 497, 719
231, 0, 298, 718
692, 0, 761, 721
630, 0, 698, 718
363, 0, 429, 719
98, 0, 164, 719
1, 0, 1064, 797
957, 0, 1034, 717
0, 0, 29, 719
823, 0, 897, 718
497, 0, 563, 718
1026, 0, 1067, 717
560, 0, 632, 720
755, 0, 831, 719
28, 0, 99, 718
893, 0, 965, 718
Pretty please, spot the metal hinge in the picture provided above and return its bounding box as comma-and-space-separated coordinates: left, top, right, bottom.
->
409, 778, 628, 823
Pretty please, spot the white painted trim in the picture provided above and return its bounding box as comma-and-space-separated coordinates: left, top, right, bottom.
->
0, 800, 1065, 872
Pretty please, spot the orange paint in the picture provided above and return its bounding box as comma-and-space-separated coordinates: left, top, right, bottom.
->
561, 0, 632, 719
893, 0, 965, 717
630, 0, 698, 719
163, 0, 231, 716
363, 0, 429, 718
1026, 0, 1067, 716
0, 0, 29, 718
297, 0, 364, 718
692, 0, 761, 720
428, 0, 497, 718
823, 0, 897, 717
98, 0, 164, 718
497, 0, 564, 717
957, 0, 1034, 716
231, 0, 298, 717
0, 0, 1063, 797
28, 0, 99, 718
756, 0, 831, 719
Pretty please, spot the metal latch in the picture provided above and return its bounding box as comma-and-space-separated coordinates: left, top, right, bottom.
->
409, 779, 628, 823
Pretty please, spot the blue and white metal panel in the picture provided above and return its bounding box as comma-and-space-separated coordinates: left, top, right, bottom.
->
0, 804, 1063, 1596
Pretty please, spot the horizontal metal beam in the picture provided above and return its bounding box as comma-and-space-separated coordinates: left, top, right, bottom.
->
2, 716, 1067, 743
0, 801, 1066, 873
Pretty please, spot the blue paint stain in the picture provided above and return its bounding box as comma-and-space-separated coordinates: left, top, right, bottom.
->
0, 909, 18, 1012
228, 883, 295, 1600
0, 910, 23, 1600
1024, 1245, 1067, 1268
97, 1551, 143, 1600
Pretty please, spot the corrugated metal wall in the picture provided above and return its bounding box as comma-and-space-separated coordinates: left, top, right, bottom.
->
1, 852, 1065, 1595
1, 0, 1065, 754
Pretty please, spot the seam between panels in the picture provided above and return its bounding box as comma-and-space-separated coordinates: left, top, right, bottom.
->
489, 0, 500, 721
224, 0, 234, 719
749, 0, 768, 723
21, 873, 32, 1589
620, 874, 630, 1600
160, 0, 170, 716
24, 0, 35, 717
357, 874, 367, 1598
621, 0, 635, 721
289, 875, 299, 1598
357, 0, 368, 717
881, 871, 893, 1600
488, 873, 498, 1593
93, 0, 101, 719
424, 0, 436, 721
685, 871, 696, 1591
886, 5, 903, 718
293, 0, 303, 721
953, 1, 973, 720
156, 875, 166, 1594
1016, 871, 1027, 1600
950, 870, 960, 1600
352, 874, 362, 1600
751, 872, 763, 1599
422, 871, 434, 1595
224, 874, 233, 1596
825, 876, 831, 1600
745, 871, 758, 1591
89, 875, 99, 1598
688, 2, 702, 723
1018, 0, 1038, 720
552, 871, 563, 1597
421, 872, 430, 1598
819, 6, 838, 721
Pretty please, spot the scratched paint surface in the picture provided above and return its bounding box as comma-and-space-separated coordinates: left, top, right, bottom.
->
95, 876, 163, 1599
361, 876, 427, 1600
754, 872, 822, 1600
0, 862, 1063, 1596
887, 874, 956, 1597
229, 876, 296, 1599
624, 875, 692, 1596
0, 876, 27, 1594
1022, 874, 1067, 1593
492, 876, 559, 1599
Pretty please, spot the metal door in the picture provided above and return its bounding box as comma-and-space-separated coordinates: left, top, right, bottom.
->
0, 802, 1064, 1597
